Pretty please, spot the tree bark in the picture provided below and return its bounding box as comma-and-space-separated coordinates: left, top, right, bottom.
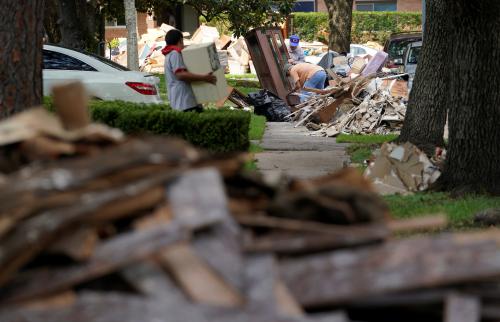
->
57, 0, 86, 49
324, 0, 354, 53
398, 0, 449, 154
439, 0, 500, 194
0, 0, 44, 118
124, 0, 139, 71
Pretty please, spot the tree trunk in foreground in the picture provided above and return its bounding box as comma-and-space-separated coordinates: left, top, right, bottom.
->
0, 0, 44, 118
438, 0, 500, 194
124, 0, 139, 71
398, 0, 449, 154
324, 0, 354, 53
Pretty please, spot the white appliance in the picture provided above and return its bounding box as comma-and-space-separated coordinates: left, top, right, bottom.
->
182, 42, 228, 104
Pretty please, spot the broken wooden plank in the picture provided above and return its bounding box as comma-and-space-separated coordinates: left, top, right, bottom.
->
244, 254, 277, 315
244, 230, 386, 255
121, 261, 187, 301
0, 291, 347, 322
0, 170, 179, 287
168, 168, 244, 292
387, 214, 448, 234
48, 228, 98, 261
87, 186, 165, 223
236, 214, 389, 241
193, 225, 244, 293
167, 168, 229, 230
132, 204, 172, 230
20, 291, 76, 310
316, 92, 350, 124
0, 222, 189, 304
158, 242, 244, 307
0, 137, 200, 211
444, 293, 481, 322
275, 280, 304, 317
279, 231, 500, 308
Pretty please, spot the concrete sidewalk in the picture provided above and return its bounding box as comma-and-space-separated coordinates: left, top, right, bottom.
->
255, 122, 349, 179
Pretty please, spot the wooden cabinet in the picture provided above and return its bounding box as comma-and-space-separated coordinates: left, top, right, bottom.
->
245, 28, 299, 106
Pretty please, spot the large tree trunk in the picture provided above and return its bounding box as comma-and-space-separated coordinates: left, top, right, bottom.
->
398, 0, 449, 154
124, 0, 139, 71
57, 0, 86, 49
324, 0, 354, 53
0, 0, 44, 118
438, 0, 500, 194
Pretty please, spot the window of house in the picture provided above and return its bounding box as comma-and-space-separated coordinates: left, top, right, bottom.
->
43, 50, 97, 71
356, 1, 397, 11
293, 0, 315, 12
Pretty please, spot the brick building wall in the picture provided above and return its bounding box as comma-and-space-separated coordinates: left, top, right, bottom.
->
315, 0, 421, 12
396, 0, 421, 12
105, 12, 151, 41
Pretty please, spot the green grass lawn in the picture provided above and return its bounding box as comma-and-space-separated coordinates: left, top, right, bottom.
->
336, 134, 399, 144
249, 114, 266, 141
245, 115, 266, 171
386, 193, 500, 230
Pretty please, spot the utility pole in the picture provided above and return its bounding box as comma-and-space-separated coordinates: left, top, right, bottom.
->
124, 0, 139, 71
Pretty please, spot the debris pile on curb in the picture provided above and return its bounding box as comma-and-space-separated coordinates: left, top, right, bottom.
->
321, 82, 407, 137
290, 74, 408, 137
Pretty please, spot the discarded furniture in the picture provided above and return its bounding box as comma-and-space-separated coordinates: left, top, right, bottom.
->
245, 28, 299, 106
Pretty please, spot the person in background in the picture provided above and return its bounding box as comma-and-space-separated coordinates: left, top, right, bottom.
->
286, 63, 327, 102
162, 29, 216, 112
286, 35, 305, 64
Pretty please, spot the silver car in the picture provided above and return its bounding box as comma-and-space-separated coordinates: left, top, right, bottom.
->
403, 41, 422, 91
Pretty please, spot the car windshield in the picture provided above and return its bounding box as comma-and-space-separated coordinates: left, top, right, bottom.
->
408, 46, 421, 64
388, 39, 420, 61
87, 52, 130, 71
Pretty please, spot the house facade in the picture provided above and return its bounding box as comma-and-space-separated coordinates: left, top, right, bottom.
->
295, 0, 422, 12
105, 6, 199, 42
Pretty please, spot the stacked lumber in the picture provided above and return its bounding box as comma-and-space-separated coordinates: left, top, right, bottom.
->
1, 97, 499, 322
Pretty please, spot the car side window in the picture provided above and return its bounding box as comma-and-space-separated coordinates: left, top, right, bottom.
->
43, 50, 97, 71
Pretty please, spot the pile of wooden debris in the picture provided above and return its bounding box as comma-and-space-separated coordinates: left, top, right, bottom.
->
1, 92, 500, 322
291, 74, 408, 137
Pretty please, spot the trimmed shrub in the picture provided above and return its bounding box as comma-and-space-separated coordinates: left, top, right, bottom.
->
44, 99, 251, 153
284, 12, 420, 44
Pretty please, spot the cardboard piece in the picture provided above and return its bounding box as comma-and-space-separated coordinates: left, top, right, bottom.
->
182, 42, 228, 104
191, 25, 220, 44
52, 82, 90, 130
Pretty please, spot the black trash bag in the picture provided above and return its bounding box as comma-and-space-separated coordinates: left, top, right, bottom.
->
248, 90, 292, 122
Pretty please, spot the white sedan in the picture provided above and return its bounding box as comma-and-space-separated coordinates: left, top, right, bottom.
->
43, 45, 163, 104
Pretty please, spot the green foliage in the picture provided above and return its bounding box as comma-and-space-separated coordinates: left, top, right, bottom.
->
385, 193, 500, 230
107, 38, 120, 49
336, 134, 399, 144
291, 12, 422, 44
133, 0, 295, 37
44, 99, 250, 152
249, 114, 266, 141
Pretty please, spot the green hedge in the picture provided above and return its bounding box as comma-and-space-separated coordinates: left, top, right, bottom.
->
44, 99, 250, 153
291, 12, 421, 44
